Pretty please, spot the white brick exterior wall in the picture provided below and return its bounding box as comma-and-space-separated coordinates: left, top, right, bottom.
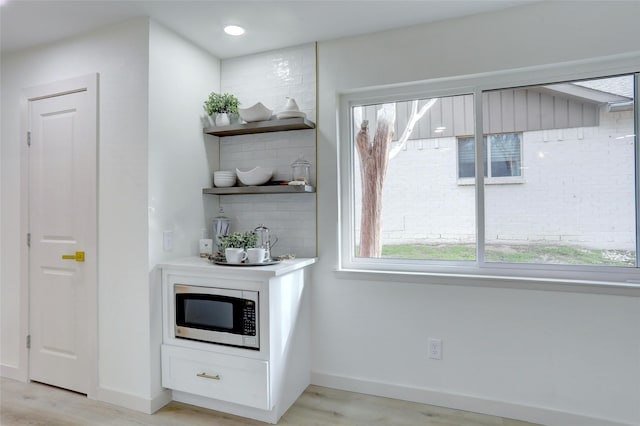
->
356, 108, 635, 250
218, 43, 316, 258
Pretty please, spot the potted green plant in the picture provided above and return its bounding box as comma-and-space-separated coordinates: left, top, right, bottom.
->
218, 231, 257, 251
204, 92, 240, 126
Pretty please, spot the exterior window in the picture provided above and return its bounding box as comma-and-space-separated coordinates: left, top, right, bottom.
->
340, 70, 639, 281
457, 133, 522, 179
484, 77, 636, 267
350, 94, 476, 262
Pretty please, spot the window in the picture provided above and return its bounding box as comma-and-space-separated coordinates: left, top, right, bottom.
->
350, 94, 476, 262
339, 68, 639, 284
458, 133, 522, 179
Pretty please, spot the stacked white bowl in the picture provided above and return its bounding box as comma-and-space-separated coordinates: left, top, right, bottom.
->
213, 170, 236, 187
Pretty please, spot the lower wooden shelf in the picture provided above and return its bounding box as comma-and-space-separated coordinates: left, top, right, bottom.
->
203, 185, 315, 195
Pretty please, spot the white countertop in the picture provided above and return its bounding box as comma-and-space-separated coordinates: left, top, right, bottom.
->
158, 256, 316, 278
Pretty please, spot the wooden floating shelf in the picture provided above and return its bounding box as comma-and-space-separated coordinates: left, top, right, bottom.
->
203, 185, 315, 195
204, 117, 315, 136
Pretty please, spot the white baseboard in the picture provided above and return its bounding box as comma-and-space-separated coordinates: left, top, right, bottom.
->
1, 364, 27, 382
149, 389, 173, 414
310, 372, 634, 426
173, 390, 279, 424
1, 367, 171, 415
93, 386, 172, 414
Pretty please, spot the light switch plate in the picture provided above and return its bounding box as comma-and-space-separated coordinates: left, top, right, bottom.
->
163, 231, 173, 251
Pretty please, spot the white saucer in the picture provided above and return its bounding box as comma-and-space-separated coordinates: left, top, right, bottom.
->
276, 111, 306, 119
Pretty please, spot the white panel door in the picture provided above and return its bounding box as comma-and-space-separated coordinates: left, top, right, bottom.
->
28, 78, 97, 394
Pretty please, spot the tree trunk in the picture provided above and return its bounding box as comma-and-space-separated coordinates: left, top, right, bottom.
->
356, 105, 395, 257
355, 100, 437, 258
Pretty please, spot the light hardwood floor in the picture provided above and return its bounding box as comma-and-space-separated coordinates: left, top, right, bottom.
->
1, 378, 540, 426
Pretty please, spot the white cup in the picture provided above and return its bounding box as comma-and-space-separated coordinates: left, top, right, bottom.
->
225, 248, 247, 264
247, 247, 268, 264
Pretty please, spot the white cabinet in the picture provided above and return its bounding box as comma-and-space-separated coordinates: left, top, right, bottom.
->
161, 345, 269, 409
159, 257, 315, 424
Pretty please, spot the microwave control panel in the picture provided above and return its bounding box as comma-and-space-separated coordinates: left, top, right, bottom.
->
242, 300, 256, 336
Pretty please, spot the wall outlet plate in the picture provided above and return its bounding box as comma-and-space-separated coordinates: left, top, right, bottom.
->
428, 338, 442, 360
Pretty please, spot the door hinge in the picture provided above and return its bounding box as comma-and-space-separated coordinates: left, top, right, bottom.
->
27, 233, 31, 248
26, 335, 31, 349
27, 131, 31, 147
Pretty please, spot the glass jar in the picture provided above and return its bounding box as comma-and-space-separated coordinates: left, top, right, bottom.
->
254, 224, 278, 260
291, 155, 311, 184
212, 207, 231, 251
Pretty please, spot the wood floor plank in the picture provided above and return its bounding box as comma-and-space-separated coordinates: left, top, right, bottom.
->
1, 378, 541, 426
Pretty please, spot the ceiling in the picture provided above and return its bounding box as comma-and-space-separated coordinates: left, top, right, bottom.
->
0, 0, 535, 59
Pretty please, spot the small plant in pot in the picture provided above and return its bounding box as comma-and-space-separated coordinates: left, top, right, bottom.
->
204, 92, 240, 126
216, 231, 257, 261
219, 231, 257, 250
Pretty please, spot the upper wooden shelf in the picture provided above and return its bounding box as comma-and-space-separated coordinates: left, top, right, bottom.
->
203, 185, 315, 195
204, 117, 315, 137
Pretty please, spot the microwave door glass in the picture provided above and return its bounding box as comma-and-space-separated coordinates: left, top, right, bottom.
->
184, 299, 233, 330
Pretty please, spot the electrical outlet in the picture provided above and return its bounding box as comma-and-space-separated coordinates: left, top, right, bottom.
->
428, 338, 442, 360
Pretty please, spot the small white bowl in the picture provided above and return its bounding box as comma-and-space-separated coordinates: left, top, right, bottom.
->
238, 102, 273, 122
214, 176, 236, 187
236, 167, 273, 186
213, 171, 236, 187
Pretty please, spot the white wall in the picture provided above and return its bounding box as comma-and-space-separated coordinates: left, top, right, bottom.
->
315, 2, 640, 426
1, 18, 153, 409
147, 20, 220, 403
371, 108, 635, 251
1, 17, 221, 411
148, 21, 220, 267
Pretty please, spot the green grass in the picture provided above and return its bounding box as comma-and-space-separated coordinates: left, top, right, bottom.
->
378, 243, 635, 267
382, 244, 476, 260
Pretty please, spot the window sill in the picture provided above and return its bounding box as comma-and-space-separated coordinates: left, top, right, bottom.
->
457, 176, 525, 185
334, 266, 640, 296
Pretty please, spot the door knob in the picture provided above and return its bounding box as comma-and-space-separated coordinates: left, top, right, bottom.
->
62, 251, 85, 262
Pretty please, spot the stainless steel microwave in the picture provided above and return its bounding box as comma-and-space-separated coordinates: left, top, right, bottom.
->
174, 284, 259, 350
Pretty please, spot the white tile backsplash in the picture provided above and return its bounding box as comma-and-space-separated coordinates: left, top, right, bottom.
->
221, 43, 316, 122
217, 43, 317, 258
219, 194, 316, 258
221, 131, 315, 182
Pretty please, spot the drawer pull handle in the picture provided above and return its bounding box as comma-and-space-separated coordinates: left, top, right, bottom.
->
196, 372, 221, 380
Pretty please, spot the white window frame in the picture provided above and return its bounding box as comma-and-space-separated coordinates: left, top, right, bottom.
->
337, 53, 640, 289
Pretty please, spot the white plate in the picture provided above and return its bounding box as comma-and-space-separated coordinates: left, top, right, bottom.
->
276, 111, 306, 119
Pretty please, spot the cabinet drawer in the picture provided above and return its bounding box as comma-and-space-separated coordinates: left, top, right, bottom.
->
162, 345, 269, 410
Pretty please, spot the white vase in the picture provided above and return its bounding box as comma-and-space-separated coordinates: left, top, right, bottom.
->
215, 113, 230, 126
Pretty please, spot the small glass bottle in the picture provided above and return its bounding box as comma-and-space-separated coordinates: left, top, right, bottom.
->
291, 155, 311, 185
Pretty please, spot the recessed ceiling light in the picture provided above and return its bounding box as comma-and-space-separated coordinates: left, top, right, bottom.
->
224, 25, 245, 36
